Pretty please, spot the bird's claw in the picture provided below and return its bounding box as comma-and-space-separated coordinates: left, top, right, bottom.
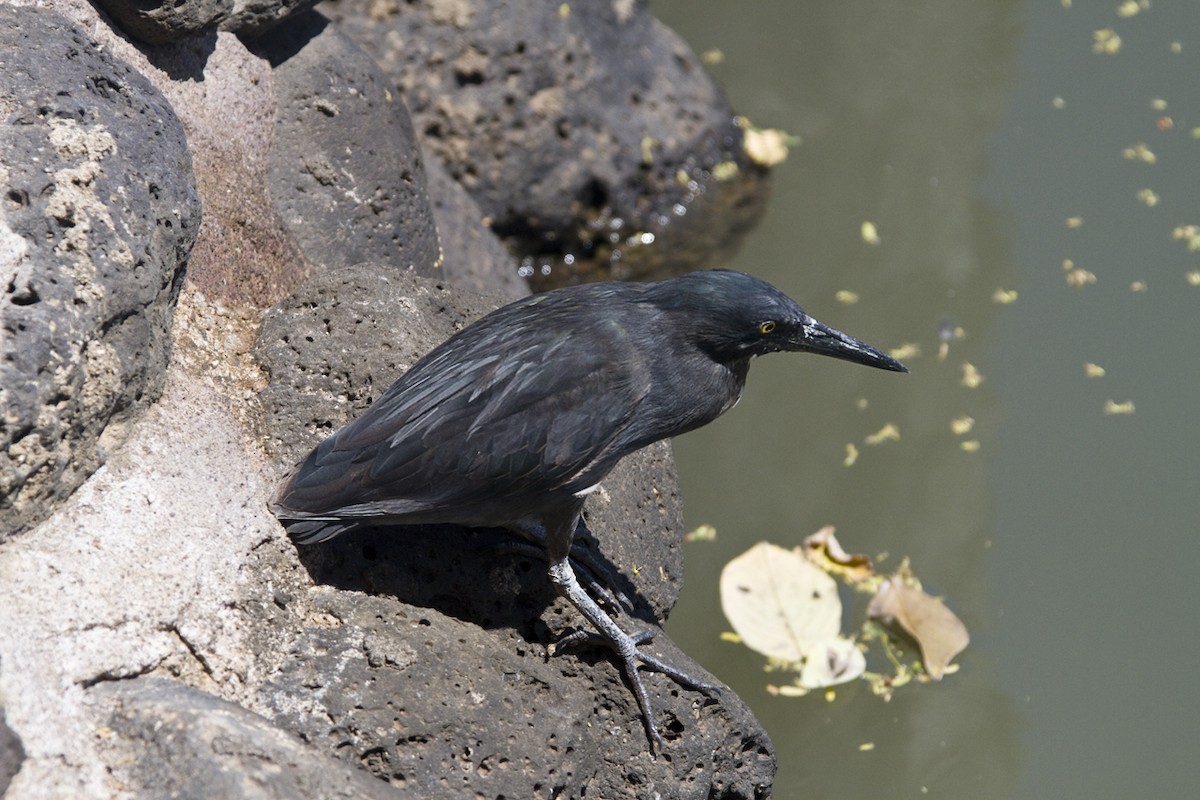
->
550, 625, 721, 753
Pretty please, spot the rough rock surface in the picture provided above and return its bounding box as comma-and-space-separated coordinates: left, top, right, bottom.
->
319, 0, 770, 283
93, 0, 322, 44
0, 683, 23, 795
252, 12, 443, 279
97, 677, 401, 799
0, 5, 200, 538
91, 0, 234, 44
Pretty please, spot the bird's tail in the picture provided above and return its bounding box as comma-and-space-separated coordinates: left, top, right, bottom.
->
267, 497, 359, 544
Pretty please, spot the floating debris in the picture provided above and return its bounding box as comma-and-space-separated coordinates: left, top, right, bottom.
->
843, 443, 859, 467
1066, 216, 1084, 228
992, 288, 1019, 304
1187, 271, 1200, 286
684, 524, 718, 543
1104, 399, 1136, 415
1084, 362, 1106, 377
868, 577, 970, 680
861, 221, 881, 245
1122, 142, 1156, 163
864, 423, 901, 445
950, 415, 975, 435
1065, 266, 1097, 287
711, 160, 740, 181
1130, 280, 1148, 292
835, 289, 860, 304
961, 362, 984, 389
960, 440, 981, 453
889, 342, 921, 361
937, 322, 964, 361
719, 542, 865, 689
1136, 188, 1159, 207
701, 48, 725, 65
742, 127, 794, 167
803, 526, 875, 583
1171, 225, 1200, 251
1092, 29, 1121, 55
1116, 0, 1149, 18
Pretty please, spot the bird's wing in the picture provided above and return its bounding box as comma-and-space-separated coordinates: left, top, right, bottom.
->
273, 312, 651, 522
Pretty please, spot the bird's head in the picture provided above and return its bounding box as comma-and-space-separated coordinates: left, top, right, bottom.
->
648, 270, 908, 372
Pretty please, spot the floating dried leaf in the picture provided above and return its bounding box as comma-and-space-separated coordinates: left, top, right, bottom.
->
889, 343, 921, 361
1130, 280, 1147, 292
1116, 0, 1146, 18
685, 524, 717, 542
1172, 225, 1200, 251
1136, 188, 1159, 206
1052, 96, 1066, 109
835, 289, 860, 304
843, 443, 859, 467
1104, 399, 1136, 415
1092, 29, 1121, 54
861, 221, 881, 245
1187, 271, 1200, 286
743, 128, 793, 167
1066, 267, 1097, 287
640, 136, 657, 165
1084, 362, 1106, 377
858, 742, 875, 752
1122, 142, 1156, 163
960, 440, 981, 453
1150, 97, 1168, 111
950, 415, 975, 435
720, 542, 842, 663
796, 637, 866, 689
992, 288, 1019, 304
1066, 216, 1084, 228
864, 423, 901, 445
802, 526, 874, 583
961, 363, 984, 388
701, 48, 725, 65
711, 160, 739, 181
868, 578, 969, 680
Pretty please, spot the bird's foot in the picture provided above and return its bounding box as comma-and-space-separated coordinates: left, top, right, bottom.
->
552, 623, 720, 753
547, 554, 720, 752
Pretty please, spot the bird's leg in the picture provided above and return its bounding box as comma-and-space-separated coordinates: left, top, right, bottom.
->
547, 557, 719, 752
501, 521, 633, 612
541, 506, 718, 752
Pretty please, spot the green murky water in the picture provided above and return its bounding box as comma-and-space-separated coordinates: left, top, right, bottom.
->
654, 1, 1200, 797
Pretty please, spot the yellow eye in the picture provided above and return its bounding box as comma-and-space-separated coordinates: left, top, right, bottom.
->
759, 320, 776, 335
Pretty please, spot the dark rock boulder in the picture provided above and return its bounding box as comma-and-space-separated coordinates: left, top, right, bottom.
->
0, 5, 200, 538
251, 12, 443, 281
318, 0, 771, 284
95, 677, 401, 799
92, 0, 324, 44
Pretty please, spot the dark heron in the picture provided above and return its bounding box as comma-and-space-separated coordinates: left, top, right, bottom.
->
271, 269, 907, 749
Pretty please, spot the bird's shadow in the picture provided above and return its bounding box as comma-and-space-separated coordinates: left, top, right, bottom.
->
294, 522, 661, 647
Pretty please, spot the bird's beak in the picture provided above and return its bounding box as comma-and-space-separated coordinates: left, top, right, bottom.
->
795, 316, 909, 373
